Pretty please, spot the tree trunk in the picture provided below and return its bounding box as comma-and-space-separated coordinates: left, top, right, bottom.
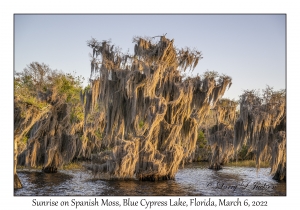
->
14, 140, 22, 189
272, 163, 286, 181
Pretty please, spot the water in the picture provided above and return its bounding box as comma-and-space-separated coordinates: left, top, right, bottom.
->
14, 162, 286, 196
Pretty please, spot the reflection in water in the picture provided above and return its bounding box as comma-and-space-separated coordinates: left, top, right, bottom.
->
14, 162, 286, 196
86, 179, 192, 196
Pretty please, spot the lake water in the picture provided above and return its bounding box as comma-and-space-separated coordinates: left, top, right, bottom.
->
14, 162, 286, 196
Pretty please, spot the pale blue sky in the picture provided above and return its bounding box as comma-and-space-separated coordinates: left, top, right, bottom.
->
14, 14, 286, 100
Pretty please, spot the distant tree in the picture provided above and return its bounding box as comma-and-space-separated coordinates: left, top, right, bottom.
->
208, 98, 239, 169
234, 87, 286, 181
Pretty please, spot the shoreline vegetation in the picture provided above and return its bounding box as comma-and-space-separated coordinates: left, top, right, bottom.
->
224, 160, 270, 168
14, 35, 286, 189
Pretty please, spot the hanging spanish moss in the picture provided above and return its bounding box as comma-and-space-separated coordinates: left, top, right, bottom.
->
14, 96, 50, 188
234, 87, 286, 181
83, 35, 232, 180
80, 90, 106, 159
270, 130, 286, 181
18, 94, 72, 172
208, 98, 238, 170
18, 97, 81, 172
16, 65, 89, 174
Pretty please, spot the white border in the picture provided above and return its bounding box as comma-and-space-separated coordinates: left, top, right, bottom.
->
3, 0, 298, 209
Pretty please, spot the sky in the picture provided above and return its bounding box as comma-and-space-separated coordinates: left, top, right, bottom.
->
14, 14, 286, 100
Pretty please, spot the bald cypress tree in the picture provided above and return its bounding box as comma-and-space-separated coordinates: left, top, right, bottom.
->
15, 63, 90, 183
234, 87, 286, 181
208, 98, 238, 170
83, 36, 232, 180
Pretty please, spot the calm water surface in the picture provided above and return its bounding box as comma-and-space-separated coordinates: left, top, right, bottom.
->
14, 162, 286, 196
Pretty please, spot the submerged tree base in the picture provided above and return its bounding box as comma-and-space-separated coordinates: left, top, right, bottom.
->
138, 174, 174, 181
14, 174, 22, 189
273, 173, 286, 182
209, 164, 222, 170
272, 164, 286, 181
42, 166, 58, 173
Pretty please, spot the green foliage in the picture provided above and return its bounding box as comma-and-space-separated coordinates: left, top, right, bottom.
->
61, 161, 83, 170
70, 107, 84, 123
54, 73, 84, 102
238, 145, 248, 160
21, 135, 28, 144
84, 84, 91, 92
237, 145, 254, 161
225, 160, 269, 168
196, 156, 202, 162
15, 62, 84, 104
15, 62, 85, 126
94, 129, 102, 139
197, 130, 207, 148
139, 120, 144, 128
23, 96, 48, 110
80, 135, 88, 142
